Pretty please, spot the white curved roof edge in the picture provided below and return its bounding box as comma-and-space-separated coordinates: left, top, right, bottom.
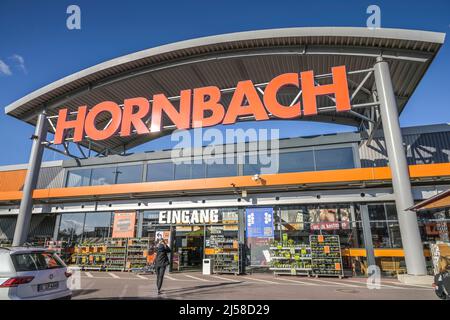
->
4, 27, 446, 115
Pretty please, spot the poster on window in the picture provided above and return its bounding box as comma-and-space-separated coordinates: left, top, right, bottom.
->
112, 211, 136, 238
246, 207, 274, 238
246, 208, 274, 266
309, 207, 350, 230
155, 230, 171, 244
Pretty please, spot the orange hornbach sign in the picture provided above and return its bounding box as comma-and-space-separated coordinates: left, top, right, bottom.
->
54, 65, 351, 144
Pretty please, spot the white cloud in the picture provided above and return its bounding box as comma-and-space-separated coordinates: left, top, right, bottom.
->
0, 59, 12, 76
9, 54, 27, 74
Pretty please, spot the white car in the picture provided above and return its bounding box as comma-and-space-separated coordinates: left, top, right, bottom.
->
0, 247, 72, 300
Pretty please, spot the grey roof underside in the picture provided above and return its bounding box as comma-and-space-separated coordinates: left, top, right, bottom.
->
4, 27, 445, 153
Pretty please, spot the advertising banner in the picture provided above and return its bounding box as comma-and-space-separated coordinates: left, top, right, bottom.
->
246, 208, 274, 266
246, 207, 274, 238
112, 211, 136, 238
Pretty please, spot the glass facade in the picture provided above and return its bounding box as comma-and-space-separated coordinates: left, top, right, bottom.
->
66, 145, 356, 186
31, 200, 448, 277
243, 147, 355, 175
56, 212, 113, 246
67, 164, 143, 187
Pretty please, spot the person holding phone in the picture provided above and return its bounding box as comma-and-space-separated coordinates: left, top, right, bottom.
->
154, 238, 171, 295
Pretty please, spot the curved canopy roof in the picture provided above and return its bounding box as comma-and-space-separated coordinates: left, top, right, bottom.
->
4, 27, 445, 154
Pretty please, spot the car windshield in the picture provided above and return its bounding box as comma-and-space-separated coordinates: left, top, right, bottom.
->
11, 252, 65, 272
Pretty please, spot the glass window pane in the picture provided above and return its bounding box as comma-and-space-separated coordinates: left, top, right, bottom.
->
385, 204, 398, 220
82, 212, 112, 240
279, 151, 315, 173
315, 147, 354, 171
371, 221, 393, 248
174, 163, 191, 180
206, 157, 237, 178
243, 152, 285, 175
174, 162, 206, 180
91, 167, 116, 185
147, 162, 174, 182
368, 205, 387, 221
116, 165, 143, 184
66, 169, 91, 187
57, 213, 85, 245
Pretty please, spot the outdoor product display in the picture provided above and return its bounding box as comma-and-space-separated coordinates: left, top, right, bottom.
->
125, 238, 150, 271
105, 238, 128, 271
310, 235, 344, 278
269, 239, 312, 276
69, 238, 150, 271
71, 240, 107, 271
205, 226, 242, 274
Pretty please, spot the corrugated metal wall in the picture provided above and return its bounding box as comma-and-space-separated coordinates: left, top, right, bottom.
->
0, 215, 17, 240
36, 166, 65, 189
28, 214, 56, 240
359, 131, 450, 167
0, 214, 55, 241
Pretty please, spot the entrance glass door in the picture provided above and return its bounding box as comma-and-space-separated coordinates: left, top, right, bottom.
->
173, 226, 204, 271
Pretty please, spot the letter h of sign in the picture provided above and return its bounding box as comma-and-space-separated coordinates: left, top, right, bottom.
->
300, 65, 351, 116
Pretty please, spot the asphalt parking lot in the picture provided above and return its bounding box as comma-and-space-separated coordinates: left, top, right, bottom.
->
71, 271, 437, 300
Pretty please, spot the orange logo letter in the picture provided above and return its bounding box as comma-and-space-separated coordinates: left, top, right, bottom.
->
192, 86, 225, 128
120, 97, 150, 137
301, 65, 351, 116
54, 106, 87, 144
84, 101, 122, 141
264, 73, 301, 119
223, 80, 269, 125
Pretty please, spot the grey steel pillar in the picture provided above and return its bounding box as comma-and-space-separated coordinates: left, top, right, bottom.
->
12, 111, 48, 246
359, 204, 376, 269
373, 57, 427, 275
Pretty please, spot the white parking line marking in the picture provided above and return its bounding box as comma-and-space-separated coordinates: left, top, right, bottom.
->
108, 272, 120, 279
211, 275, 240, 282
343, 279, 407, 289
136, 275, 148, 280
380, 280, 432, 289
275, 277, 319, 286
184, 274, 211, 282
307, 278, 361, 288
85, 272, 93, 278
165, 275, 179, 281
241, 276, 279, 284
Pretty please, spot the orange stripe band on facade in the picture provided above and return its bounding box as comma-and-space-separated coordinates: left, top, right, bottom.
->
0, 163, 449, 202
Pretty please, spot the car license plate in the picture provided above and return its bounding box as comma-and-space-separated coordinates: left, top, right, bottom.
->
38, 281, 59, 292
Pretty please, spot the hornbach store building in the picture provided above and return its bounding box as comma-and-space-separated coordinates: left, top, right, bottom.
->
1, 27, 449, 277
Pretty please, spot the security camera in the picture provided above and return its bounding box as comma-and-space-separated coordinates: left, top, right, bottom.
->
252, 174, 261, 182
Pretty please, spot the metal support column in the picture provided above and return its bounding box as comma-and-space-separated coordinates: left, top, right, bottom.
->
12, 111, 48, 246
360, 204, 376, 269
373, 57, 427, 275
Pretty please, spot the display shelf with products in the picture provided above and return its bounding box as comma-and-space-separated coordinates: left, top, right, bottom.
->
205, 225, 242, 274
125, 238, 150, 271
310, 234, 344, 278
105, 238, 127, 271
268, 239, 312, 276
70, 241, 107, 271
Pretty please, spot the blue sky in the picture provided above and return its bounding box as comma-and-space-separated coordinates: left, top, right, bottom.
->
0, 0, 449, 165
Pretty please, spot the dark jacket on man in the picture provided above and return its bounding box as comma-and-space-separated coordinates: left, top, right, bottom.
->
154, 243, 171, 267
434, 271, 450, 300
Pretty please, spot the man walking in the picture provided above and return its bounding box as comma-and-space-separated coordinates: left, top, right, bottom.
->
154, 238, 171, 295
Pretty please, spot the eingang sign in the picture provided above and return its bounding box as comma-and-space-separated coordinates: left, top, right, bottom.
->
159, 209, 220, 224
54, 65, 351, 144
